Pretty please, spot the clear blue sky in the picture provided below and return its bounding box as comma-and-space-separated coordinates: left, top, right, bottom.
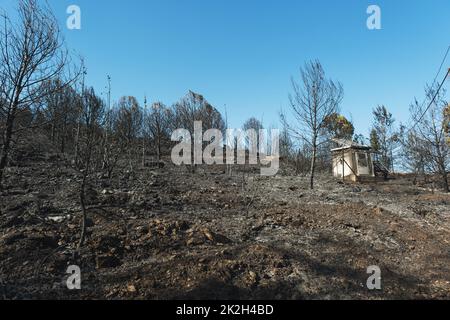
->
2, 0, 450, 137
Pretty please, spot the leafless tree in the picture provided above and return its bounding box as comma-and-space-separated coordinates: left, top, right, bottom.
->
398, 125, 430, 185
281, 60, 343, 189
95, 105, 125, 180
101, 75, 112, 171
77, 87, 105, 252
172, 91, 225, 172
0, 0, 78, 185
144, 102, 171, 163
73, 64, 87, 167
243, 117, 264, 152
40, 79, 79, 153
243, 117, 263, 132
0, 78, 6, 144
279, 127, 293, 160
114, 96, 143, 172
409, 86, 449, 192
445, 104, 450, 145
173, 91, 225, 132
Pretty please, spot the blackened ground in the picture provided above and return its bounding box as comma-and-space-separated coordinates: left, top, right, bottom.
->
0, 154, 449, 300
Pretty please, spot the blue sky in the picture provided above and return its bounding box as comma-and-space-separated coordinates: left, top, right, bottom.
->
2, 0, 450, 137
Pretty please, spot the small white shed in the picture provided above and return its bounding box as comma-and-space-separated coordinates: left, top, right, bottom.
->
331, 139, 375, 182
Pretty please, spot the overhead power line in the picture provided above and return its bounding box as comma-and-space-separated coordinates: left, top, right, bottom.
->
431, 45, 450, 87
406, 45, 450, 134
408, 68, 449, 134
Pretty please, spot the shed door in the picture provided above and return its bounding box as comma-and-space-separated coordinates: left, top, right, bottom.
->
356, 152, 370, 175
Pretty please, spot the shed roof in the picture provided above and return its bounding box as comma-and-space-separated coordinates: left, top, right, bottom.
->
331, 138, 372, 152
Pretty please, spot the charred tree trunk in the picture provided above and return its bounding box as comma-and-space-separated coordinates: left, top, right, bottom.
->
295, 150, 300, 175
442, 172, 449, 192
0, 101, 17, 186
156, 135, 161, 163
438, 161, 449, 192
309, 145, 317, 190
77, 172, 88, 251
74, 109, 82, 166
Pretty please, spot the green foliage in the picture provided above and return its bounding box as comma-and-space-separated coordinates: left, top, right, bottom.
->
322, 113, 354, 140
370, 129, 380, 152
371, 105, 395, 168
445, 104, 450, 145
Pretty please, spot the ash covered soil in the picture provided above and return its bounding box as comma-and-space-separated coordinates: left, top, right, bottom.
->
0, 155, 449, 300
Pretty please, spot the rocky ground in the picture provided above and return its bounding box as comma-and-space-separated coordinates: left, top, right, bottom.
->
0, 153, 449, 300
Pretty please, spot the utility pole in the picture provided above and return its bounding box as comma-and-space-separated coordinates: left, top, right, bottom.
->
142, 95, 147, 168
102, 75, 111, 170
74, 62, 87, 167
224, 104, 232, 176
107, 76, 111, 110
